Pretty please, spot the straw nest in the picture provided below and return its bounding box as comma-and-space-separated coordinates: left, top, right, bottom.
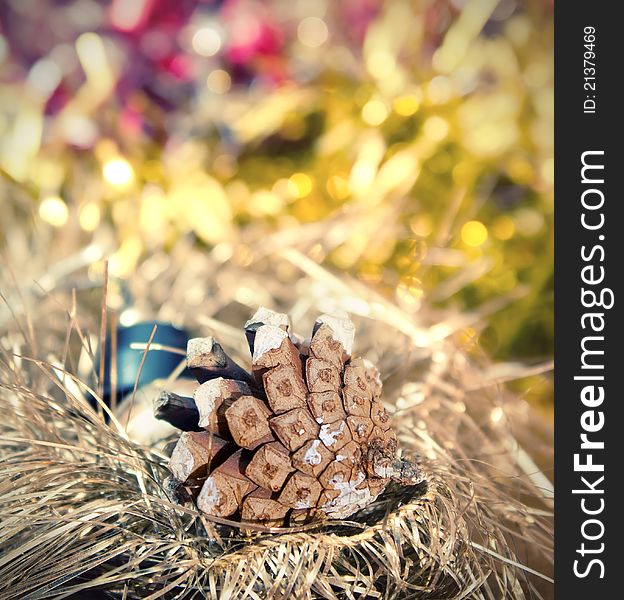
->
0, 229, 553, 599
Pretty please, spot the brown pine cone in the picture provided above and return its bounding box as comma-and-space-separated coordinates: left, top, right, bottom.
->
156, 308, 419, 525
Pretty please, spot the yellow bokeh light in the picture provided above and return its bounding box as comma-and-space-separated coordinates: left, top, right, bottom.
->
271, 178, 291, 198
326, 175, 350, 201
349, 159, 377, 195
169, 174, 232, 244
288, 172, 313, 198
225, 180, 250, 209
393, 94, 420, 116
94, 138, 117, 162
109, 236, 142, 278
79, 202, 101, 231
458, 327, 478, 348
514, 208, 544, 236
361, 99, 389, 126
423, 116, 449, 142
292, 195, 325, 222
103, 158, 134, 187
139, 187, 167, 236
250, 190, 283, 216
331, 244, 359, 270
366, 50, 396, 79
410, 215, 433, 237
39, 195, 68, 227
492, 215, 515, 240
461, 220, 488, 247
297, 17, 328, 48
206, 69, 231, 94
396, 277, 424, 307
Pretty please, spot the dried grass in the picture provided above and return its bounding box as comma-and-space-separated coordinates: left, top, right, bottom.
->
0, 223, 553, 599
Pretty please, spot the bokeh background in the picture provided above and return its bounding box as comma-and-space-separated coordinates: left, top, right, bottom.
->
0, 0, 553, 413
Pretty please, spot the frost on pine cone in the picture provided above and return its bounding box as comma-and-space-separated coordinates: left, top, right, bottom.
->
155, 308, 419, 525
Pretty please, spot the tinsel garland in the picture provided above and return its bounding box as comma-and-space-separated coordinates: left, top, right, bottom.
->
0, 236, 553, 599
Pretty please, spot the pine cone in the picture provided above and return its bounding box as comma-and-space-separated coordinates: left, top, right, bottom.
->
156, 308, 419, 525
